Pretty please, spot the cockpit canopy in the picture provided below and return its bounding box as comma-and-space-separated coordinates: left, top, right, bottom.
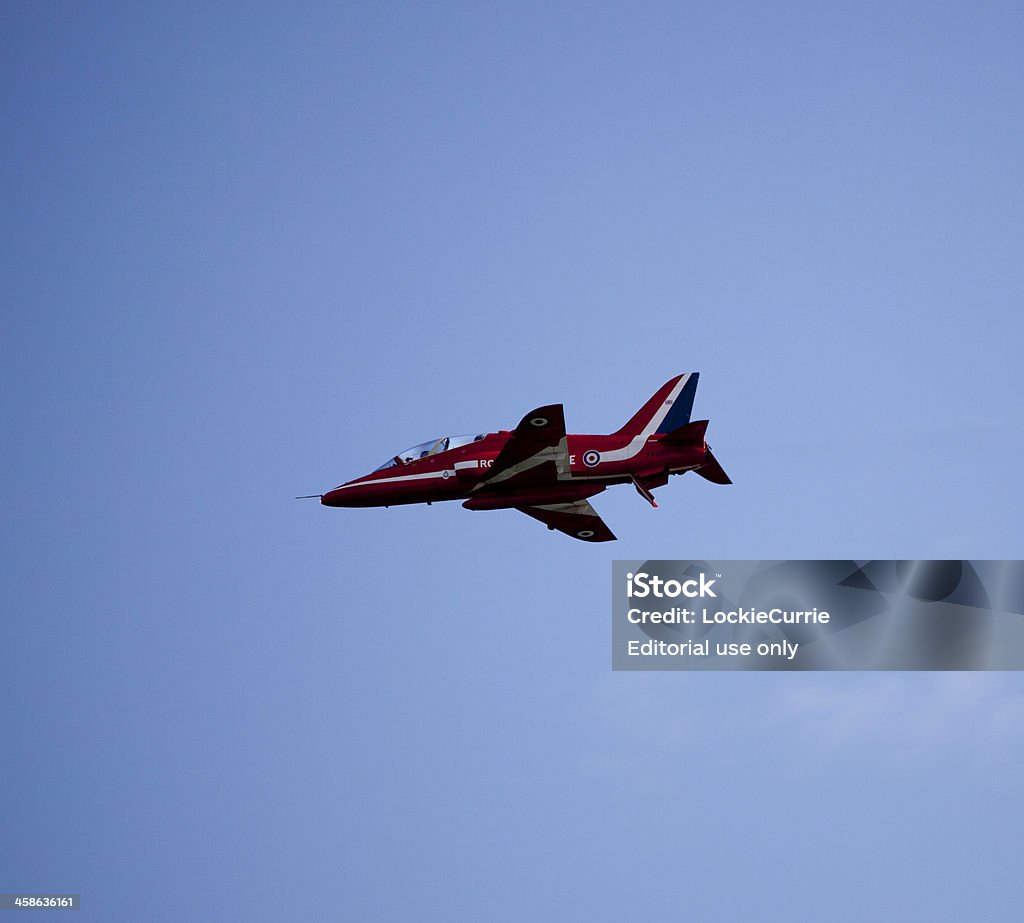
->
375, 433, 486, 470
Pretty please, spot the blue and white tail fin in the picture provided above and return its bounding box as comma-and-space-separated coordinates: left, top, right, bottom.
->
610, 373, 700, 440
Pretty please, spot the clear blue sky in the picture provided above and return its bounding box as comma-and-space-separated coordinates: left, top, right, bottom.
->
3, 3, 1023, 919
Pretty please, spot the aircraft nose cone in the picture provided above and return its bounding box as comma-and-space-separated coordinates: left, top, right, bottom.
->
321, 481, 377, 507
321, 487, 348, 507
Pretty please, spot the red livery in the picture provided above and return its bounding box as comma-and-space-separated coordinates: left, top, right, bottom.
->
310, 374, 731, 542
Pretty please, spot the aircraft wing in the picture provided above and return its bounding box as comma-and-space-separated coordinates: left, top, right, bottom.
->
477, 403, 570, 489
517, 499, 616, 542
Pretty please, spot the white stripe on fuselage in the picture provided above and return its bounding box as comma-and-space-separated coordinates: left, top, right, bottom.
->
334, 469, 456, 489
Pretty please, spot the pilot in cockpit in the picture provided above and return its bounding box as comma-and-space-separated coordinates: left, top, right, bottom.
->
376, 434, 484, 471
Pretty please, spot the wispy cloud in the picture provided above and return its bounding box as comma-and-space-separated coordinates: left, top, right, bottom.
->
590, 673, 1024, 781
772, 673, 1024, 754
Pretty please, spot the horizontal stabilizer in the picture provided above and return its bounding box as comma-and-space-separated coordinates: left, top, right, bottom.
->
695, 447, 732, 485
660, 419, 708, 447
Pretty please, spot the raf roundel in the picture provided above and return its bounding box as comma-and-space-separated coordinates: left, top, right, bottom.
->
577, 529, 595, 539
529, 417, 549, 427
583, 449, 601, 467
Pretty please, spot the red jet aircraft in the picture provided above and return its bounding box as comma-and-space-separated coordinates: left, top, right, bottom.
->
309, 374, 731, 542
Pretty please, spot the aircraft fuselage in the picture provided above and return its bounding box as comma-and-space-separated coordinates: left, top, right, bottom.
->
321, 431, 707, 509
312, 373, 730, 542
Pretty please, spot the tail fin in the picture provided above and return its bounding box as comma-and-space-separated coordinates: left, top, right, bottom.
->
611, 373, 700, 440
